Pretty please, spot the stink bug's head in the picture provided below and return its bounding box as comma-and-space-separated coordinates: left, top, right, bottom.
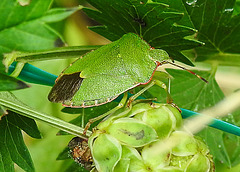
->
149, 48, 208, 83
149, 49, 171, 63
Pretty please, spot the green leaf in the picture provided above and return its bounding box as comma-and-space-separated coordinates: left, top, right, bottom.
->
0, 0, 80, 55
40, 7, 83, 23
83, 0, 203, 65
0, 142, 14, 172
0, 73, 29, 91
56, 147, 70, 160
182, 0, 240, 66
6, 111, 41, 139
154, 0, 194, 28
0, 112, 35, 172
222, 131, 240, 167
234, 0, 240, 15
63, 161, 89, 172
198, 128, 231, 167
152, 68, 223, 111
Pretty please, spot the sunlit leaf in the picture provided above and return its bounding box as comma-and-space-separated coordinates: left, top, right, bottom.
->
0, 0, 80, 55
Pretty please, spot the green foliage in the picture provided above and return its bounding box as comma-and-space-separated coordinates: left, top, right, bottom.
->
83, 0, 202, 65
0, 0, 81, 91
141, 68, 240, 167
150, 68, 223, 111
0, 0, 80, 54
0, 91, 87, 137
184, 0, 240, 65
0, 111, 40, 172
0, 0, 240, 171
160, 0, 240, 65
0, 1, 82, 171
0, 73, 29, 91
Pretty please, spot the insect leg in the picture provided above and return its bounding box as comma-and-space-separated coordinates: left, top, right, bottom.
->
81, 108, 85, 128
161, 61, 208, 83
155, 79, 173, 104
83, 92, 128, 135
109, 81, 159, 120
127, 81, 156, 107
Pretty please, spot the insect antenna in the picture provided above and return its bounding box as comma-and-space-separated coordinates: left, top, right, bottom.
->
161, 61, 208, 83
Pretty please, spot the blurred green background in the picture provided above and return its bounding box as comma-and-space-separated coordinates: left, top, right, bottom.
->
13, 0, 240, 171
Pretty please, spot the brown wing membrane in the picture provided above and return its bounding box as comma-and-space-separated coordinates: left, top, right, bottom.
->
48, 72, 83, 103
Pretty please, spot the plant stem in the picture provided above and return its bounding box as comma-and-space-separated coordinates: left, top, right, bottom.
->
8, 45, 101, 63
0, 92, 92, 139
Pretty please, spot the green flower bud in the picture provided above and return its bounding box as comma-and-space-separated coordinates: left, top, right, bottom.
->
171, 131, 198, 156
141, 141, 171, 169
185, 153, 211, 172
131, 103, 182, 139
86, 102, 214, 172
90, 133, 121, 172
106, 118, 158, 147
114, 145, 144, 172
169, 131, 214, 172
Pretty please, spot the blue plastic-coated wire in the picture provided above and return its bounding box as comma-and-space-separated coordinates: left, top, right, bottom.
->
9, 62, 240, 136
181, 108, 240, 136
9, 62, 57, 86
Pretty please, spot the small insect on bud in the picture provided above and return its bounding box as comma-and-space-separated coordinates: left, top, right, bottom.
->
68, 137, 94, 171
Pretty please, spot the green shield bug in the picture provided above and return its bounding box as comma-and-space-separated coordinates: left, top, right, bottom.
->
48, 33, 206, 108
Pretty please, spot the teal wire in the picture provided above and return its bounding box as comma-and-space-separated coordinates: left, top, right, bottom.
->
9, 62, 240, 136
181, 108, 240, 136
9, 62, 56, 86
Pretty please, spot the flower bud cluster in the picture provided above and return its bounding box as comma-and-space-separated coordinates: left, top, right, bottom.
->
72, 102, 215, 172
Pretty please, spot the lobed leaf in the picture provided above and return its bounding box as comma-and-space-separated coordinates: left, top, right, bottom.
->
153, 68, 223, 111
83, 0, 203, 65
182, 0, 240, 66
0, 0, 81, 91
199, 128, 231, 167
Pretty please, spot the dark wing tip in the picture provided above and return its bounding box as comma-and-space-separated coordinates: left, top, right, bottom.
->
48, 72, 83, 103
